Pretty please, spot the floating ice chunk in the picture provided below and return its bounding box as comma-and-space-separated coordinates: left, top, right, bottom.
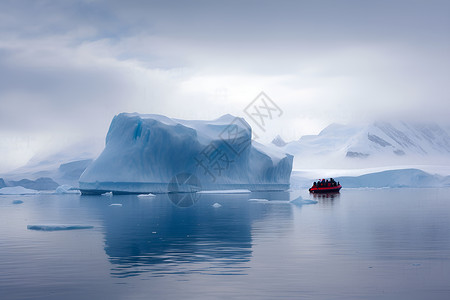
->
198, 189, 251, 194
109, 203, 122, 207
301, 199, 319, 204
27, 225, 94, 231
290, 196, 318, 206
0, 186, 39, 195
55, 185, 80, 194
248, 198, 269, 202
12, 200, 24, 204
266, 200, 290, 204
212, 203, 222, 208
248, 198, 290, 204
137, 193, 156, 198
101, 192, 113, 196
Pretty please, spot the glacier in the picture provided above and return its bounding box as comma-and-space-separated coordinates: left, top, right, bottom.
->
79, 113, 293, 194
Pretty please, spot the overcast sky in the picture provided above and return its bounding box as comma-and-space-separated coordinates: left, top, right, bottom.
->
0, 0, 449, 172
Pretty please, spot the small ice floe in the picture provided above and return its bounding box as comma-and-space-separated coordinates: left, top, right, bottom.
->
197, 189, 251, 194
12, 200, 24, 204
0, 186, 39, 195
290, 196, 318, 206
248, 199, 290, 204
101, 192, 113, 196
248, 198, 269, 202
27, 225, 94, 231
137, 193, 156, 198
266, 200, 290, 204
55, 185, 80, 194
109, 203, 122, 207
212, 203, 222, 208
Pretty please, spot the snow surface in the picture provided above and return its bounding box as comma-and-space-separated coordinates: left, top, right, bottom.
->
0, 186, 38, 195
79, 113, 293, 194
27, 225, 94, 231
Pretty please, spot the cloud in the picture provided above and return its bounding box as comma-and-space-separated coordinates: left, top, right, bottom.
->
0, 0, 449, 171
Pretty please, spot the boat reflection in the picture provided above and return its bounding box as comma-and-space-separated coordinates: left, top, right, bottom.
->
311, 192, 340, 206
311, 192, 340, 200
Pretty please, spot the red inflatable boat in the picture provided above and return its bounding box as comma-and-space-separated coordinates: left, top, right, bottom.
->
309, 184, 342, 193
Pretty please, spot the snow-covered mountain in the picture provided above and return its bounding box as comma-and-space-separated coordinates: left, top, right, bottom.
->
271, 135, 287, 147
0, 139, 102, 187
274, 121, 450, 169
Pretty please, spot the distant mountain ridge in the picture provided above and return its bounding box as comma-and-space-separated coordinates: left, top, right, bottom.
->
290, 168, 450, 189
335, 168, 450, 188
273, 121, 450, 169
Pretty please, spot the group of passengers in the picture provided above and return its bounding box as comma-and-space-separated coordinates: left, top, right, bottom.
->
313, 178, 339, 188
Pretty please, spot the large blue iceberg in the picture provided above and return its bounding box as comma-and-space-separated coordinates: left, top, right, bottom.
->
79, 113, 292, 194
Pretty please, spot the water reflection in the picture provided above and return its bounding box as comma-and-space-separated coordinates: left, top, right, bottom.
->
311, 192, 340, 205
80, 192, 294, 278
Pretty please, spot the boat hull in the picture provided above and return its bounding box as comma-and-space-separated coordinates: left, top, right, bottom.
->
309, 185, 342, 193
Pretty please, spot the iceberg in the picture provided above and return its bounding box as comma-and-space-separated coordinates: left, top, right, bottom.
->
55, 184, 80, 194
137, 193, 156, 198
79, 113, 293, 194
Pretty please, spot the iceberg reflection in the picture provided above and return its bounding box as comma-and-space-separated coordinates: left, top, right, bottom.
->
81, 192, 293, 278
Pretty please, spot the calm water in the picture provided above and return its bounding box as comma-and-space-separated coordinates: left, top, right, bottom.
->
1, 188, 450, 300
